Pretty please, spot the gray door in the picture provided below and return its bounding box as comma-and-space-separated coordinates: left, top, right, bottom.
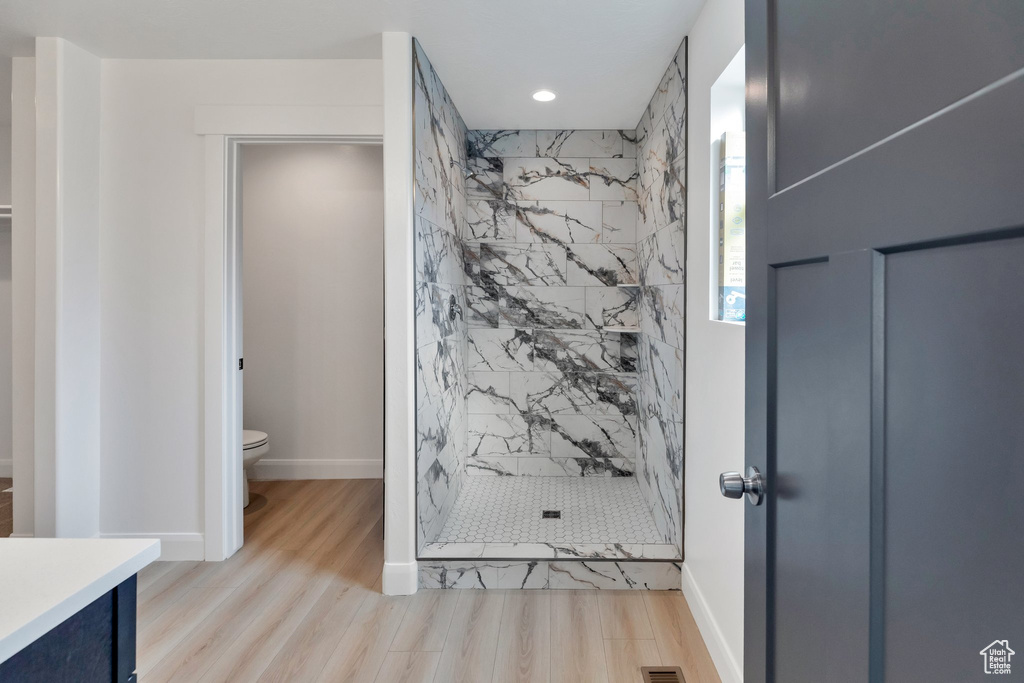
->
742, 2, 1024, 681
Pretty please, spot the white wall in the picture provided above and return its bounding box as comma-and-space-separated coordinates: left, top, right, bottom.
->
0, 126, 10, 206
240, 143, 384, 479
1, 57, 11, 206
0, 57, 10, 478
380, 31, 417, 595
98, 59, 382, 557
683, 0, 746, 681
10, 56, 35, 537
0, 228, 10, 478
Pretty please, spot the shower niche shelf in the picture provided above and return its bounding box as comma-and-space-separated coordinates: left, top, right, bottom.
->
602, 326, 640, 333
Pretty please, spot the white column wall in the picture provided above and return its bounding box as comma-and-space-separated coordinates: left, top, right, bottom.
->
33, 38, 102, 538
682, 1, 746, 681
10, 56, 35, 537
381, 31, 417, 595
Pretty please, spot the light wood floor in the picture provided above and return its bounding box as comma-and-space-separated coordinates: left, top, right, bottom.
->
136, 479, 720, 683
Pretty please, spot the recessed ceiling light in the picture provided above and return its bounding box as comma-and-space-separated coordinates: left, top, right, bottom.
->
532, 89, 557, 102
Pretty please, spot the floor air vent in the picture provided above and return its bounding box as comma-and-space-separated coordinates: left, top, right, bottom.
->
541, 510, 561, 519
641, 666, 685, 683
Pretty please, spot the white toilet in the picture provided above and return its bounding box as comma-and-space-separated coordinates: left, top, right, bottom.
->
242, 429, 270, 508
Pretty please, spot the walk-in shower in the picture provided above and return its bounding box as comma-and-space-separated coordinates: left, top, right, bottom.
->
413, 38, 687, 589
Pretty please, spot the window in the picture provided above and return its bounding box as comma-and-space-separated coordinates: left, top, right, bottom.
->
710, 46, 746, 324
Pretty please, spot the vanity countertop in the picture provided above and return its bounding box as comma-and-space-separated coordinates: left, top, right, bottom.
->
0, 538, 160, 664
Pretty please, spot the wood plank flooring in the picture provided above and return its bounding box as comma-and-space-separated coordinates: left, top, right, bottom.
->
137, 479, 721, 682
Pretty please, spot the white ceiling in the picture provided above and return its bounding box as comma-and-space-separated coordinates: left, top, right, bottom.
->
0, 0, 705, 129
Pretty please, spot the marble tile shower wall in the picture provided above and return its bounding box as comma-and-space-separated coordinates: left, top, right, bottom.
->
634, 37, 688, 553
413, 40, 471, 547
463, 129, 642, 478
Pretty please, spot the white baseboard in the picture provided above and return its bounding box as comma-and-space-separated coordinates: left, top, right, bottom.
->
9, 533, 34, 538
101, 532, 205, 561
382, 560, 418, 595
0, 458, 11, 478
253, 458, 383, 480
681, 563, 743, 683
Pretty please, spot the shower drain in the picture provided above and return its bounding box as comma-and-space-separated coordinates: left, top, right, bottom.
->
541, 510, 561, 519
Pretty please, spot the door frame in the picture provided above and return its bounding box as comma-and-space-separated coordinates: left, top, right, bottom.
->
198, 106, 383, 561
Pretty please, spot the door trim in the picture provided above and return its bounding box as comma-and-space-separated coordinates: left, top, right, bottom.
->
200, 127, 382, 562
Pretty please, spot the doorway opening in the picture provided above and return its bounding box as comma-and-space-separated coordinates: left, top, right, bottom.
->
207, 136, 384, 560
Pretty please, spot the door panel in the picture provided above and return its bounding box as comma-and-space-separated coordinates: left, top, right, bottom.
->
773, 262, 831, 683
770, 74, 1024, 262
746, 0, 1024, 681
883, 236, 1024, 681
774, 0, 1024, 188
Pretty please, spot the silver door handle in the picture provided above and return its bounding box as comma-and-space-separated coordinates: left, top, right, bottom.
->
720, 466, 764, 506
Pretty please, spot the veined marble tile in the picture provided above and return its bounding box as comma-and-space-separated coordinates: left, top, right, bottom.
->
467, 371, 513, 414
465, 199, 517, 242
468, 130, 538, 157
548, 561, 681, 590
498, 562, 550, 589
419, 561, 679, 590
536, 130, 623, 158
511, 371, 595, 416
417, 384, 466, 464
619, 129, 640, 159
594, 373, 638, 417
534, 330, 628, 373
516, 457, 634, 476
645, 163, 686, 234
483, 543, 557, 559
636, 388, 683, 549
584, 287, 638, 330
413, 40, 467, 138
601, 201, 638, 244
465, 285, 500, 328
639, 116, 686, 197
477, 243, 568, 286
567, 244, 638, 286
418, 562, 552, 589
466, 157, 505, 199
466, 456, 518, 476
638, 335, 684, 413
420, 542, 486, 558
646, 38, 687, 135
415, 283, 459, 346
588, 158, 639, 201
638, 220, 686, 287
419, 563, 499, 589
550, 414, 637, 463
415, 215, 463, 285
468, 413, 550, 457
467, 328, 534, 371
504, 158, 590, 201
515, 200, 603, 244
548, 544, 679, 559
416, 338, 465, 407
418, 466, 454, 544
639, 284, 686, 348
498, 286, 585, 329
636, 187, 658, 243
